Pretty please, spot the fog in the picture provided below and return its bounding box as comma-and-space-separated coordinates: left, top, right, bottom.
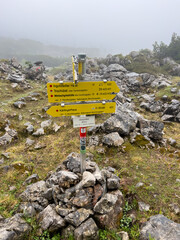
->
1, 0, 180, 55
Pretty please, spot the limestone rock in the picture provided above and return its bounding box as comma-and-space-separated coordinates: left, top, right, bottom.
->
40, 119, 52, 128
168, 138, 176, 146
136, 182, 144, 188
93, 165, 105, 184
138, 201, 150, 211
117, 231, 129, 240
65, 208, 93, 227
34, 143, 46, 150
9, 186, 16, 191
139, 118, 164, 141
0, 133, 12, 146
1, 152, 10, 159
94, 190, 124, 228
25, 138, 35, 146
46, 170, 79, 189
0, 127, 18, 146
53, 123, 61, 132
161, 114, 175, 121
38, 205, 65, 232
171, 87, 177, 93
20, 180, 49, 207
24, 122, 34, 133
13, 101, 26, 109
63, 152, 81, 173
103, 105, 137, 135
162, 100, 180, 122
106, 64, 127, 73
72, 187, 94, 208
93, 184, 104, 206
18, 202, 36, 217
107, 174, 120, 190
94, 193, 119, 214
169, 203, 180, 215
103, 132, 124, 146
55, 205, 74, 217
88, 124, 103, 134
140, 214, 180, 240
24, 174, 39, 185
0, 158, 4, 164
88, 135, 99, 146
0, 213, 31, 240
81, 171, 96, 187
32, 128, 45, 136
74, 218, 99, 240
149, 100, 163, 113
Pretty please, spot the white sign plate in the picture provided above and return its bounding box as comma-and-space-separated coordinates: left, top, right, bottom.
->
73, 116, 95, 128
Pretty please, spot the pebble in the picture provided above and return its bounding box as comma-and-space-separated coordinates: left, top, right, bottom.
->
138, 201, 150, 211
136, 182, 144, 188
1, 152, 10, 159
0, 158, 4, 164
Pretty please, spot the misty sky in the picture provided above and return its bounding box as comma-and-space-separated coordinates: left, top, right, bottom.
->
1, 0, 180, 55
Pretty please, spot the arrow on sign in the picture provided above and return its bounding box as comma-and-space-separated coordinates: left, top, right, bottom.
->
47, 81, 120, 103
46, 102, 116, 117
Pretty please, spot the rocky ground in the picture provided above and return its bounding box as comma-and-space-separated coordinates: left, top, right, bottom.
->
0, 56, 180, 239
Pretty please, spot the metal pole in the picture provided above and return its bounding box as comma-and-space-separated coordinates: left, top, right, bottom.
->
78, 54, 87, 174
80, 127, 86, 174
78, 53, 86, 80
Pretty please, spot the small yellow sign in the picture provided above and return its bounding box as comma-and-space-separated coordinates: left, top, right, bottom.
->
47, 81, 119, 103
46, 102, 116, 117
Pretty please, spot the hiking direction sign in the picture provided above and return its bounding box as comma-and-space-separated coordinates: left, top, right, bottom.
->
46, 54, 120, 174
46, 101, 116, 117
47, 81, 119, 103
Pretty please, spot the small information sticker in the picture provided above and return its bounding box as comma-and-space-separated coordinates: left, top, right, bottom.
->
73, 116, 95, 128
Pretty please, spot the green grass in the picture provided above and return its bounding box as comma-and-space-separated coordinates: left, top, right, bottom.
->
155, 76, 180, 100
48, 63, 70, 76
125, 56, 169, 75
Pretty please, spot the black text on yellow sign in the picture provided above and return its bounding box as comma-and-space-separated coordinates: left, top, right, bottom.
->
47, 81, 120, 103
46, 102, 116, 117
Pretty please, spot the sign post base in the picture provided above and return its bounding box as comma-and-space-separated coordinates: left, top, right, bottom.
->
80, 127, 86, 174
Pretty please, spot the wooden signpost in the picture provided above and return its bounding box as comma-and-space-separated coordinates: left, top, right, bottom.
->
46, 54, 120, 173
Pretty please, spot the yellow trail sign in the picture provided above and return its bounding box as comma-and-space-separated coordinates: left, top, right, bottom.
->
47, 81, 120, 103
46, 102, 116, 117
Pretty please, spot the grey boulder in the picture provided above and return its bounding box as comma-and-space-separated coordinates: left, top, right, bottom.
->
38, 205, 65, 232
103, 105, 138, 135
94, 190, 124, 228
74, 218, 99, 240
13, 101, 26, 109
81, 171, 96, 188
103, 132, 124, 146
65, 208, 93, 227
46, 170, 79, 189
0, 213, 31, 240
139, 118, 164, 141
20, 180, 49, 208
106, 64, 127, 73
140, 214, 180, 240
63, 152, 81, 173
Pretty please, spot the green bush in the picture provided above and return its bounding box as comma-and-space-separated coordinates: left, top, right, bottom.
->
34, 231, 61, 240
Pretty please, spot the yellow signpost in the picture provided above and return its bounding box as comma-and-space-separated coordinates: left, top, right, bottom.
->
46, 54, 119, 174
72, 56, 78, 84
46, 102, 116, 117
47, 81, 120, 102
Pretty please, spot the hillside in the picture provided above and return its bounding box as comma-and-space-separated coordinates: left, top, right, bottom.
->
0, 37, 102, 67
0, 56, 180, 240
